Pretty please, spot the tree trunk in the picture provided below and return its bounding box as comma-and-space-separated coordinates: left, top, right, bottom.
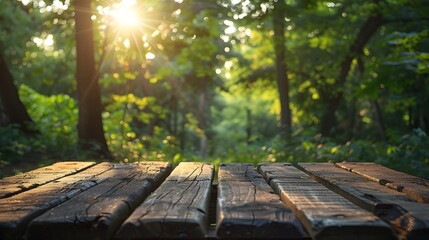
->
320, 13, 385, 136
0, 98, 6, 127
0, 53, 35, 133
246, 108, 252, 145
74, 0, 109, 156
273, 0, 292, 139
198, 77, 207, 158
169, 78, 179, 137
180, 111, 186, 153
371, 100, 387, 141
357, 57, 387, 141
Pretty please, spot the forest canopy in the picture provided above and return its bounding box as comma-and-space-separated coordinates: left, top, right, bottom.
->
0, 0, 428, 178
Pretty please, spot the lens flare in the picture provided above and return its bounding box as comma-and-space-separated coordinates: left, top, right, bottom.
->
111, 0, 140, 29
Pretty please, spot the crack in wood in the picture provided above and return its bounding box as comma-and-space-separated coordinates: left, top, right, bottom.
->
299, 163, 428, 239
116, 162, 213, 239
0, 162, 97, 199
25, 162, 172, 240
217, 163, 307, 239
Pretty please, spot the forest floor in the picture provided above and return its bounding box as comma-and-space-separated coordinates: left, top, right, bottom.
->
0, 158, 52, 178
1, 162, 38, 178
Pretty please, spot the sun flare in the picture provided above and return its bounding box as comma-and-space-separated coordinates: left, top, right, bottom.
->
111, 0, 140, 28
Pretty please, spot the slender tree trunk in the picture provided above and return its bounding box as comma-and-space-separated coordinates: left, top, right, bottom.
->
169, 78, 179, 136
320, 13, 385, 136
246, 108, 252, 145
357, 57, 387, 141
74, 0, 109, 156
0, 98, 6, 127
273, 0, 292, 139
423, 114, 429, 133
347, 98, 357, 137
172, 88, 178, 136
0, 53, 35, 133
180, 111, 186, 153
371, 100, 387, 141
198, 77, 207, 158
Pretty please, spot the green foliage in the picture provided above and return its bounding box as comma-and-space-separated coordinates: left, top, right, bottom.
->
0, 125, 34, 162
1, 0, 428, 180
209, 128, 429, 179
382, 129, 429, 178
102, 93, 180, 162
19, 85, 78, 148
1, 85, 83, 172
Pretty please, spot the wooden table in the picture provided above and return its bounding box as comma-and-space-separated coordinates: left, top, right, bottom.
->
0, 161, 428, 240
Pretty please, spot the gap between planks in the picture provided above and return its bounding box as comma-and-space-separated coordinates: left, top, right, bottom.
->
115, 162, 215, 239
297, 162, 429, 240
216, 163, 307, 239
258, 163, 396, 240
27, 162, 172, 240
2, 161, 422, 240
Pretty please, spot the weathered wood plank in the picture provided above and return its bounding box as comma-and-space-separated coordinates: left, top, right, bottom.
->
216, 163, 307, 239
0, 162, 114, 240
27, 162, 172, 240
298, 162, 429, 240
116, 162, 214, 239
0, 161, 96, 199
336, 162, 429, 203
258, 163, 395, 240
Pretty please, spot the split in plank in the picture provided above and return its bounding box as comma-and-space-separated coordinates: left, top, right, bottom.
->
0, 162, 114, 240
0, 161, 95, 199
258, 163, 395, 240
27, 162, 172, 240
297, 162, 429, 240
336, 162, 429, 203
216, 163, 307, 239
116, 162, 214, 239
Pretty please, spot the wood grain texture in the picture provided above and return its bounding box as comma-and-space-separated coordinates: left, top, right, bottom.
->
0, 161, 96, 199
27, 162, 172, 240
0, 162, 114, 240
336, 162, 429, 203
216, 163, 307, 239
258, 163, 395, 240
298, 162, 429, 240
116, 162, 214, 239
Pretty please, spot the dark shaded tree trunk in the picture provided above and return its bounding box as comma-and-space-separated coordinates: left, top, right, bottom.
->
320, 13, 385, 136
246, 108, 252, 145
179, 111, 186, 153
0, 53, 35, 133
169, 78, 179, 137
356, 57, 386, 141
273, 0, 292, 139
371, 100, 387, 141
0, 98, 6, 127
198, 77, 207, 158
423, 114, 429, 133
74, 0, 109, 156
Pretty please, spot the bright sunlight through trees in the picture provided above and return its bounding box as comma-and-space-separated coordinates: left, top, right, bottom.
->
110, 0, 140, 29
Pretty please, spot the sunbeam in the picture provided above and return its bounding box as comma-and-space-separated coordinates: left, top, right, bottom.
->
111, 0, 140, 29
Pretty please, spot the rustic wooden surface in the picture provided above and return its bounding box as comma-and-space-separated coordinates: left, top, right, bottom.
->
216, 163, 307, 239
0, 162, 114, 240
297, 162, 429, 240
116, 162, 214, 239
26, 162, 172, 240
1, 161, 427, 239
258, 163, 395, 240
336, 162, 429, 203
0, 161, 95, 199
